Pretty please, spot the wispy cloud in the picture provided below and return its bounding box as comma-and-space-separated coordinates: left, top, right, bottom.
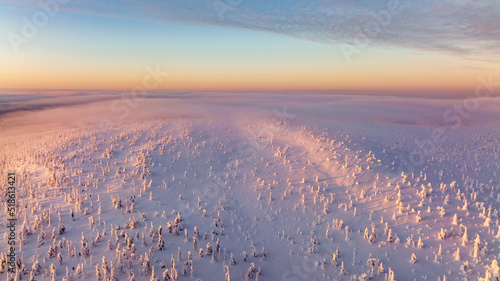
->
3, 0, 500, 60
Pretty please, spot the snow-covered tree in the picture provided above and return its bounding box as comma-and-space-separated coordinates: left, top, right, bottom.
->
340, 261, 347, 276
242, 251, 248, 262
417, 237, 423, 249
387, 268, 395, 281
491, 259, 500, 279
150, 266, 159, 281
162, 269, 170, 281
261, 247, 267, 260
206, 242, 212, 256
102, 256, 110, 276
387, 229, 393, 243
157, 236, 165, 251
473, 234, 481, 263
462, 226, 468, 246
230, 253, 236, 266
331, 253, 338, 266
454, 247, 460, 261
410, 253, 417, 263
252, 247, 258, 258
95, 264, 102, 280
32, 259, 41, 276
415, 211, 422, 222
109, 261, 117, 281
49, 263, 56, 281
143, 253, 151, 275
80, 233, 89, 257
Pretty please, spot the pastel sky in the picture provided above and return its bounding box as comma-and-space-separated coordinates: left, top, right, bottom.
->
0, 0, 499, 96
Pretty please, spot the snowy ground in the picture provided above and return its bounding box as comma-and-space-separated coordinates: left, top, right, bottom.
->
0, 93, 499, 281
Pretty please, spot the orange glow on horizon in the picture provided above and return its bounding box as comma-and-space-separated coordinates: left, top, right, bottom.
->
1, 44, 496, 96
0, 66, 484, 95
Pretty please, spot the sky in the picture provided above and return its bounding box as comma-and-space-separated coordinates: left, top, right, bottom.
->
0, 0, 499, 96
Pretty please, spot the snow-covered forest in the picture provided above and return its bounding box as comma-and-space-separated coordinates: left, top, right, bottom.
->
0, 93, 499, 281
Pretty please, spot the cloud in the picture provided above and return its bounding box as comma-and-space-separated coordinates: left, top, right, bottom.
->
3, 0, 500, 60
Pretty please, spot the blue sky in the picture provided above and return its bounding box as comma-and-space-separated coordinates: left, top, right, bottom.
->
0, 0, 499, 94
